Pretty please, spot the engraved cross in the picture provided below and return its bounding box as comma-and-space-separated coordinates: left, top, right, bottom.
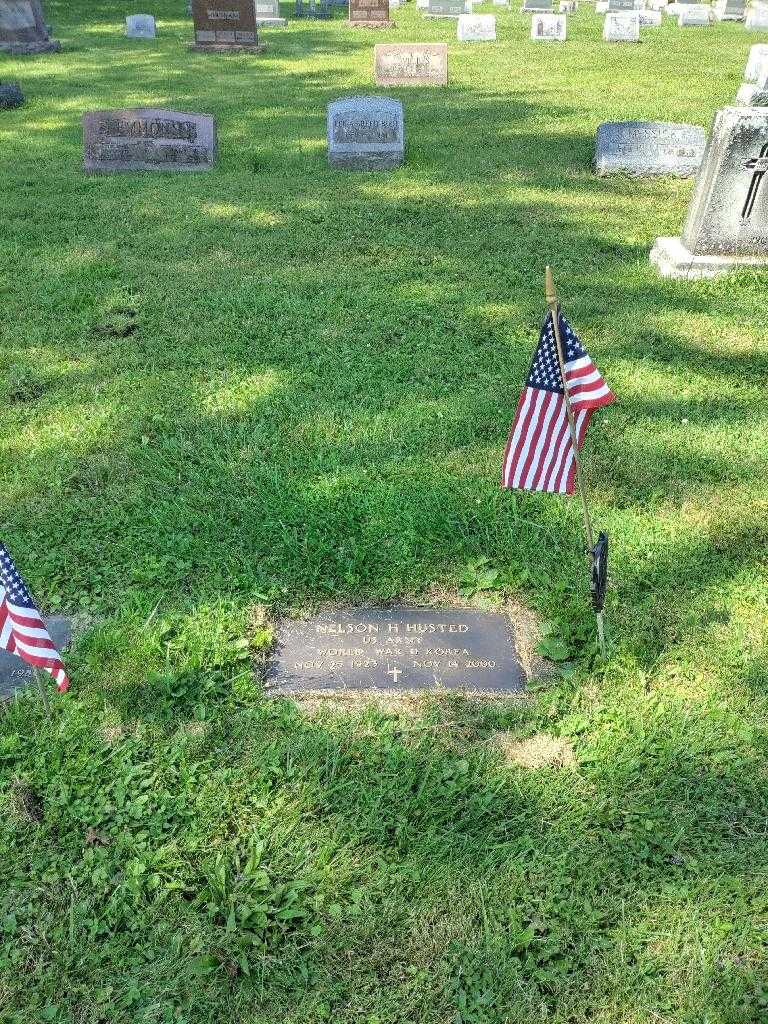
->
742, 142, 768, 220
387, 666, 402, 685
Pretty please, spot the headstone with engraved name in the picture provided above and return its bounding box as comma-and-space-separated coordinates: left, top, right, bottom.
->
603, 10, 640, 38
427, 0, 466, 15
295, 0, 331, 17
268, 608, 527, 695
608, 0, 636, 10
747, 7, 768, 28
83, 108, 217, 173
714, 0, 745, 20
650, 106, 768, 278
0, 0, 60, 54
638, 9, 662, 23
595, 121, 705, 176
531, 11, 566, 36
350, 0, 393, 25
0, 615, 72, 701
678, 4, 711, 23
457, 12, 496, 37
374, 42, 447, 85
746, 45, 768, 83
255, 0, 286, 25
327, 96, 403, 170
191, 0, 263, 48
126, 13, 156, 36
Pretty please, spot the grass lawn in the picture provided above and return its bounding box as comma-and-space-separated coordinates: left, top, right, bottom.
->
1, 1, 768, 1021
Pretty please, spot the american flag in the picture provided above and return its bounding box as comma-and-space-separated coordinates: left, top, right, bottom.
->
0, 544, 69, 693
502, 309, 614, 494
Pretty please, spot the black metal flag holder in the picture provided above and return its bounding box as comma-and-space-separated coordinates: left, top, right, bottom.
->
545, 266, 608, 657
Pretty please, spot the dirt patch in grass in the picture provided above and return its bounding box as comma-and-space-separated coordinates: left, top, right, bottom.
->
493, 731, 576, 769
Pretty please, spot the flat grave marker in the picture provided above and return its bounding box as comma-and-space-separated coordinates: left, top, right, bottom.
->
191, 0, 263, 49
83, 108, 217, 173
651, 105, 768, 277
374, 42, 448, 85
268, 608, 527, 695
595, 121, 705, 176
0, 0, 60, 54
0, 616, 72, 701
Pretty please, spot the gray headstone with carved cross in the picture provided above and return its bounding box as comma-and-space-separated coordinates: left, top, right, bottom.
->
650, 106, 768, 277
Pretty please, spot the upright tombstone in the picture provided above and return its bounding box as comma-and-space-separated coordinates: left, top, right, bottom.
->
190, 0, 263, 49
638, 9, 662, 23
457, 12, 496, 37
532, 11, 566, 36
714, 0, 745, 20
746, 7, 768, 28
374, 42, 448, 85
126, 14, 157, 37
349, 0, 393, 24
0, 0, 60, 54
327, 96, 404, 170
746, 44, 768, 83
650, 106, 768, 278
594, 121, 705, 176
603, 10, 640, 38
83, 108, 217, 173
493, 0, 510, 6
678, 5, 711, 23
736, 71, 768, 106
608, 0, 636, 10
295, 0, 331, 18
426, 0, 466, 15
521, 0, 553, 11
255, 0, 287, 25
559, 0, 576, 11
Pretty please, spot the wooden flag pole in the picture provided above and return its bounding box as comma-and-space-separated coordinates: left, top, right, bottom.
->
545, 265, 606, 657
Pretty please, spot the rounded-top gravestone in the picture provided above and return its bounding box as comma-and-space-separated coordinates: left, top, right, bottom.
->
126, 13, 157, 37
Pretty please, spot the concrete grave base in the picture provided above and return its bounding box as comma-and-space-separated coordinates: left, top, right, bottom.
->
256, 16, 288, 24
650, 236, 768, 279
0, 38, 60, 54
190, 42, 266, 51
348, 18, 395, 24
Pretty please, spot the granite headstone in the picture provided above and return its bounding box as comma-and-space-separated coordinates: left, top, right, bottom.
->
0, 615, 72, 702
374, 42, 448, 85
427, 0, 467, 16
650, 106, 768, 277
255, 0, 287, 25
638, 9, 662, 24
191, 0, 262, 48
531, 11, 566, 36
595, 121, 705, 176
746, 45, 768, 83
327, 96, 404, 170
736, 73, 768, 106
521, 0, 553, 10
457, 12, 496, 37
126, 13, 156, 36
747, 7, 768, 28
0, 0, 60, 54
268, 608, 526, 695
349, 0, 393, 24
83, 108, 217, 173
603, 10, 640, 38
678, 5, 712, 23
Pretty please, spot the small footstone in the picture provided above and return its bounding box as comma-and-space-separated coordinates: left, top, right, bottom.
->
594, 121, 705, 176
0, 615, 72, 701
267, 607, 527, 695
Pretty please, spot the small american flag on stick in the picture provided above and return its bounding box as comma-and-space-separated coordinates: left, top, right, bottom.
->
0, 543, 69, 693
502, 308, 614, 494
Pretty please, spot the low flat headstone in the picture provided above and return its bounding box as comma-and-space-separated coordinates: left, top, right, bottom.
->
0, 0, 60, 54
746, 44, 768, 82
191, 0, 262, 48
603, 10, 640, 38
650, 105, 768, 278
427, 0, 467, 16
350, 0, 393, 24
255, 0, 287, 25
457, 12, 496, 37
374, 42, 448, 85
126, 13, 156, 37
328, 96, 403, 170
747, 7, 768, 28
678, 5, 711, 23
638, 9, 662, 23
268, 608, 526, 695
531, 11, 566, 36
83, 108, 217, 173
0, 615, 72, 701
0, 80, 24, 108
595, 121, 705, 175
608, 0, 636, 10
